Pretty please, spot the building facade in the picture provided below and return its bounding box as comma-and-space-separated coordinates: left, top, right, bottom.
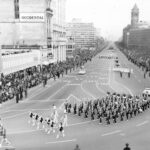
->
0, 0, 53, 48
67, 19, 96, 50
51, 0, 67, 62
1, 50, 41, 75
66, 29, 75, 58
123, 4, 150, 49
0, 0, 67, 74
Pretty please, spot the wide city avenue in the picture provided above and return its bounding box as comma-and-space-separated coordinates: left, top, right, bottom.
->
0, 44, 150, 150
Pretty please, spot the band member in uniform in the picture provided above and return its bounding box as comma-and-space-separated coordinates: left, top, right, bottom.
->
47, 119, 55, 134
62, 109, 68, 127
64, 100, 68, 112
91, 110, 94, 120
28, 112, 34, 124
34, 114, 39, 127
46, 118, 51, 134
32, 113, 37, 126
84, 107, 88, 118
37, 115, 43, 130
56, 122, 65, 139
44, 117, 49, 132
0, 128, 11, 146
74, 104, 77, 114
99, 111, 102, 124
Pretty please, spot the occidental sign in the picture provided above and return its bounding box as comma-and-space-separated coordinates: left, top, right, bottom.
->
20, 13, 45, 22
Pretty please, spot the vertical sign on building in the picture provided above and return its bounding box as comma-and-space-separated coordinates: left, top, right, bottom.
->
20, 13, 45, 22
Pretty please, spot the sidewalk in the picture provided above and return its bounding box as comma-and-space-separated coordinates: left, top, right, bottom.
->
0, 69, 78, 112
0, 77, 60, 112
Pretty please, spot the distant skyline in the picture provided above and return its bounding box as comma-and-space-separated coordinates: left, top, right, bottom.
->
66, 0, 150, 41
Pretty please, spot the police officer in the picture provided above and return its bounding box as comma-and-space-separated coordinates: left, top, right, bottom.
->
15, 88, 19, 103
74, 104, 77, 115
123, 143, 131, 150
74, 144, 81, 150
128, 71, 131, 78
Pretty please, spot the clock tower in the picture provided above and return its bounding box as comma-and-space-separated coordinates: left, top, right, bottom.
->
131, 4, 139, 27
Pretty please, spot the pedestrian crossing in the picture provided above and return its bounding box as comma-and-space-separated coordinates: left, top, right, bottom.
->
61, 75, 109, 86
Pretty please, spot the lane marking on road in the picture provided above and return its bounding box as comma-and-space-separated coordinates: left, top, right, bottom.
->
112, 80, 133, 96
95, 82, 106, 94
21, 98, 66, 104
46, 139, 77, 144
58, 99, 69, 110
59, 94, 82, 110
8, 129, 37, 135
108, 63, 112, 85
133, 74, 142, 83
68, 119, 99, 127
69, 94, 81, 102
46, 84, 67, 100
81, 82, 96, 99
3, 112, 28, 120
8, 119, 100, 135
0, 108, 51, 115
0, 109, 26, 115
119, 133, 125, 136
111, 64, 134, 96
28, 80, 60, 100
136, 121, 149, 127
65, 75, 78, 80
101, 130, 122, 137
68, 84, 81, 86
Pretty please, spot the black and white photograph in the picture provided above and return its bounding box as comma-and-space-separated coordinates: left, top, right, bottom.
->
0, 0, 150, 150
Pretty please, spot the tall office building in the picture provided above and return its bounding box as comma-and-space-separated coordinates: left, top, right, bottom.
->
67, 19, 96, 50
0, 0, 67, 63
51, 0, 67, 61
66, 28, 75, 58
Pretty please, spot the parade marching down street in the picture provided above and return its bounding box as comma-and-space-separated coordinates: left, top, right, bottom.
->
0, 44, 150, 150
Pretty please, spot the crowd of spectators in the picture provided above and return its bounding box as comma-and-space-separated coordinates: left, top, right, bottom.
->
0, 52, 93, 105
123, 49, 150, 74
65, 92, 150, 125
116, 43, 150, 78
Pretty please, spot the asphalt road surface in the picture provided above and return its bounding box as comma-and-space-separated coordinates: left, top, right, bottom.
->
0, 46, 150, 150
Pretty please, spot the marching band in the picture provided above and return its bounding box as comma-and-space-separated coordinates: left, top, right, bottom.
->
28, 105, 67, 139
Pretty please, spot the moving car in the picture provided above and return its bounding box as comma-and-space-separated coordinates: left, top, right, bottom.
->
78, 66, 86, 75
142, 88, 150, 97
78, 69, 86, 75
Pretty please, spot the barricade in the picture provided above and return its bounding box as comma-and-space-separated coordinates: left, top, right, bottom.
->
113, 67, 133, 73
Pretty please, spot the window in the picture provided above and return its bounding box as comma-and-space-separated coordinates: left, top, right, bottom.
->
68, 45, 73, 49
14, 0, 19, 19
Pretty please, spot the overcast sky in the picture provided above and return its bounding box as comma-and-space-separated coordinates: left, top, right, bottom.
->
66, 0, 150, 41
